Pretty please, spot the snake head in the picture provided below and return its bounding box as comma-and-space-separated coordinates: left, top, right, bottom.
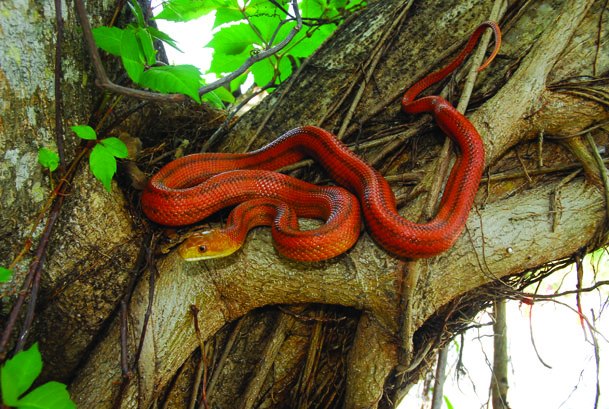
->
178, 230, 241, 261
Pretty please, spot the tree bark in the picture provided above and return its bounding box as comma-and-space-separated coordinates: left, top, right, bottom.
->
491, 299, 509, 409
1, 0, 607, 408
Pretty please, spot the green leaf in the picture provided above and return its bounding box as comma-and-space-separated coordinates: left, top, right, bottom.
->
288, 24, 336, 57
91, 26, 123, 56
137, 29, 156, 66
301, 0, 326, 19
210, 86, 235, 103
330, 0, 347, 9
249, 15, 282, 45
443, 395, 454, 409
155, 0, 224, 22
246, 0, 289, 16
277, 55, 294, 83
1, 344, 42, 406
249, 58, 276, 87
16, 381, 76, 409
201, 91, 225, 109
127, 0, 146, 27
139, 64, 202, 103
90, 144, 117, 193
100, 138, 129, 159
38, 149, 59, 172
121, 28, 146, 82
0, 267, 12, 282
70, 125, 97, 140
230, 71, 249, 93
204, 23, 260, 56
213, 7, 244, 29
147, 27, 182, 52
208, 47, 254, 74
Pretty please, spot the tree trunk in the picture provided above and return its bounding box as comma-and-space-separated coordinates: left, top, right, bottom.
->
491, 299, 510, 409
1, 0, 607, 408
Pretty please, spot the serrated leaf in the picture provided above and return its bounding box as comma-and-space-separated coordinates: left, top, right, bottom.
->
70, 125, 97, 140
91, 26, 123, 56
38, 149, 59, 171
208, 46, 253, 75
128, 0, 146, 27
16, 381, 76, 409
137, 29, 156, 66
0, 266, 12, 282
230, 71, 249, 92
301, 0, 326, 19
155, 0, 224, 22
139, 65, 202, 103
201, 91, 225, 109
250, 58, 276, 87
213, 7, 244, 29
277, 55, 294, 83
249, 15, 282, 45
1, 344, 42, 406
90, 144, 117, 193
100, 138, 129, 158
288, 24, 336, 57
121, 28, 146, 82
246, 0, 289, 16
147, 26, 183, 52
210, 86, 235, 103
204, 23, 260, 55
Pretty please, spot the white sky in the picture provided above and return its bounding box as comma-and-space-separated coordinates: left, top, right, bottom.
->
151, 5, 608, 408
401, 277, 609, 408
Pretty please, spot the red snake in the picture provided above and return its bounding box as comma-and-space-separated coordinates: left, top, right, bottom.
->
141, 21, 501, 261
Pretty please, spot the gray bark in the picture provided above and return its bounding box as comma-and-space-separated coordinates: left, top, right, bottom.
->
491, 299, 510, 409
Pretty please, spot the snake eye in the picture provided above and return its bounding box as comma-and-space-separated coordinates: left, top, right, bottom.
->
198, 245, 207, 253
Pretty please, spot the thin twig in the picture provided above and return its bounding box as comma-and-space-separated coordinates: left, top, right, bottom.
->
205, 316, 246, 398
74, 0, 187, 102
73, 0, 301, 103
525, 280, 609, 299
594, 0, 609, 76
0, 194, 64, 360
336, 0, 414, 140
589, 309, 601, 409
202, 82, 275, 153
14, 252, 46, 354
341, 30, 485, 140
244, 6, 335, 152
197, 0, 302, 98
136, 244, 157, 365
239, 313, 295, 409
244, 58, 308, 152
112, 232, 153, 409
586, 132, 609, 244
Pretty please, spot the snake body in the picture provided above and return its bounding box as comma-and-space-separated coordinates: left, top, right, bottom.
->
141, 21, 501, 261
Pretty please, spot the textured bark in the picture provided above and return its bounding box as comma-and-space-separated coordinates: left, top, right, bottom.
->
491, 299, 509, 409
1, 0, 608, 408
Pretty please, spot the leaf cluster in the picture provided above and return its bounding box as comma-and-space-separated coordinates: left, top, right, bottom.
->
89, 1, 367, 104
0, 344, 75, 408
38, 127, 129, 193
71, 126, 129, 193
189, 0, 368, 92
92, 1, 205, 103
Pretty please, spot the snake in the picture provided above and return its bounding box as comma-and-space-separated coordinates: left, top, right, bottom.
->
141, 21, 501, 261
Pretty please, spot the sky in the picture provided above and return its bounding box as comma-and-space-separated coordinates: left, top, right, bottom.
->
151, 5, 608, 408
400, 273, 608, 408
